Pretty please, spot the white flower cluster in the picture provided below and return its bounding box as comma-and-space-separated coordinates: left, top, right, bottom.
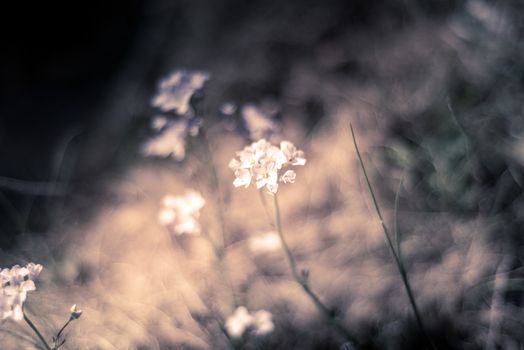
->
158, 190, 205, 235
0, 263, 43, 321
229, 139, 306, 194
141, 117, 200, 161
152, 70, 210, 116
225, 306, 274, 338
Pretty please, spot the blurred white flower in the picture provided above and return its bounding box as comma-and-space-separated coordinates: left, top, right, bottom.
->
0, 263, 43, 321
229, 139, 306, 194
152, 70, 210, 116
151, 115, 169, 130
242, 104, 279, 140
252, 310, 274, 335
248, 231, 281, 254
159, 190, 205, 235
225, 306, 274, 338
225, 306, 253, 338
280, 170, 296, 184
142, 115, 205, 161
220, 102, 237, 115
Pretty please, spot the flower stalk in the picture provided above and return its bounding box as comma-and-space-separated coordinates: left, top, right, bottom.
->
23, 311, 52, 350
349, 123, 431, 345
272, 194, 358, 345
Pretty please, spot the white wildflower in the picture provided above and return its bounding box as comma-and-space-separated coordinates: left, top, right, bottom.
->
242, 104, 279, 140
252, 310, 274, 335
248, 231, 281, 254
159, 190, 205, 235
0, 263, 43, 321
225, 306, 274, 338
229, 139, 306, 194
152, 70, 210, 116
142, 119, 188, 161
280, 170, 296, 184
225, 306, 253, 338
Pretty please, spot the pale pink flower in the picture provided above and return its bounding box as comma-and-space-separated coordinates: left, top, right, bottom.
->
0, 263, 43, 321
230, 139, 306, 194
152, 70, 210, 116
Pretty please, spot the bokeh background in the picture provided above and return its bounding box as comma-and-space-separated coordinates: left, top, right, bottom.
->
1, 0, 524, 349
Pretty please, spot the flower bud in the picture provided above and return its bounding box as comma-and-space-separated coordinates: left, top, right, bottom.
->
70, 304, 83, 319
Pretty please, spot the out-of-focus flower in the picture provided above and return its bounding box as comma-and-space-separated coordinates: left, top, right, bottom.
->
225, 306, 253, 338
151, 116, 169, 130
242, 104, 279, 140
249, 231, 281, 254
0, 263, 43, 321
229, 139, 306, 194
158, 190, 205, 235
141, 116, 204, 161
70, 304, 83, 319
225, 306, 274, 338
252, 310, 274, 335
152, 70, 210, 116
220, 102, 237, 115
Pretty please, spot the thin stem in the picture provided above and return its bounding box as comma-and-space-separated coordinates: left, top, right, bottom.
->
272, 194, 358, 345
54, 318, 73, 347
23, 312, 52, 350
349, 124, 429, 340
393, 176, 404, 259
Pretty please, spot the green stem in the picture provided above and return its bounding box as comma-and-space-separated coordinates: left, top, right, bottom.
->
349, 124, 429, 340
53, 318, 73, 348
23, 312, 52, 350
272, 194, 358, 345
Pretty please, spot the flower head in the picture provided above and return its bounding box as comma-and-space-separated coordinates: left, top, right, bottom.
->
229, 139, 306, 194
152, 70, 210, 116
0, 263, 43, 321
158, 190, 205, 235
225, 306, 274, 338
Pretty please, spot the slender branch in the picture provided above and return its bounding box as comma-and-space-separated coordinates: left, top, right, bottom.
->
272, 194, 358, 345
23, 312, 51, 350
53, 318, 73, 348
349, 123, 429, 340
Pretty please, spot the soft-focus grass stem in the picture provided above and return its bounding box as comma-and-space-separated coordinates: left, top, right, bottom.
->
349, 123, 429, 341
23, 311, 51, 350
272, 194, 358, 345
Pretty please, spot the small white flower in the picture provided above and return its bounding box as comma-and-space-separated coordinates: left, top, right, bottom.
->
141, 119, 188, 161
225, 306, 253, 338
0, 263, 43, 321
229, 139, 306, 194
152, 70, 210, 116
248, 232, 281, 254
252, 310, 274, 335
225, 307, 274, 338
280, 141, 306, 166
159, 190, 205, 235
280, 170, 296, 184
